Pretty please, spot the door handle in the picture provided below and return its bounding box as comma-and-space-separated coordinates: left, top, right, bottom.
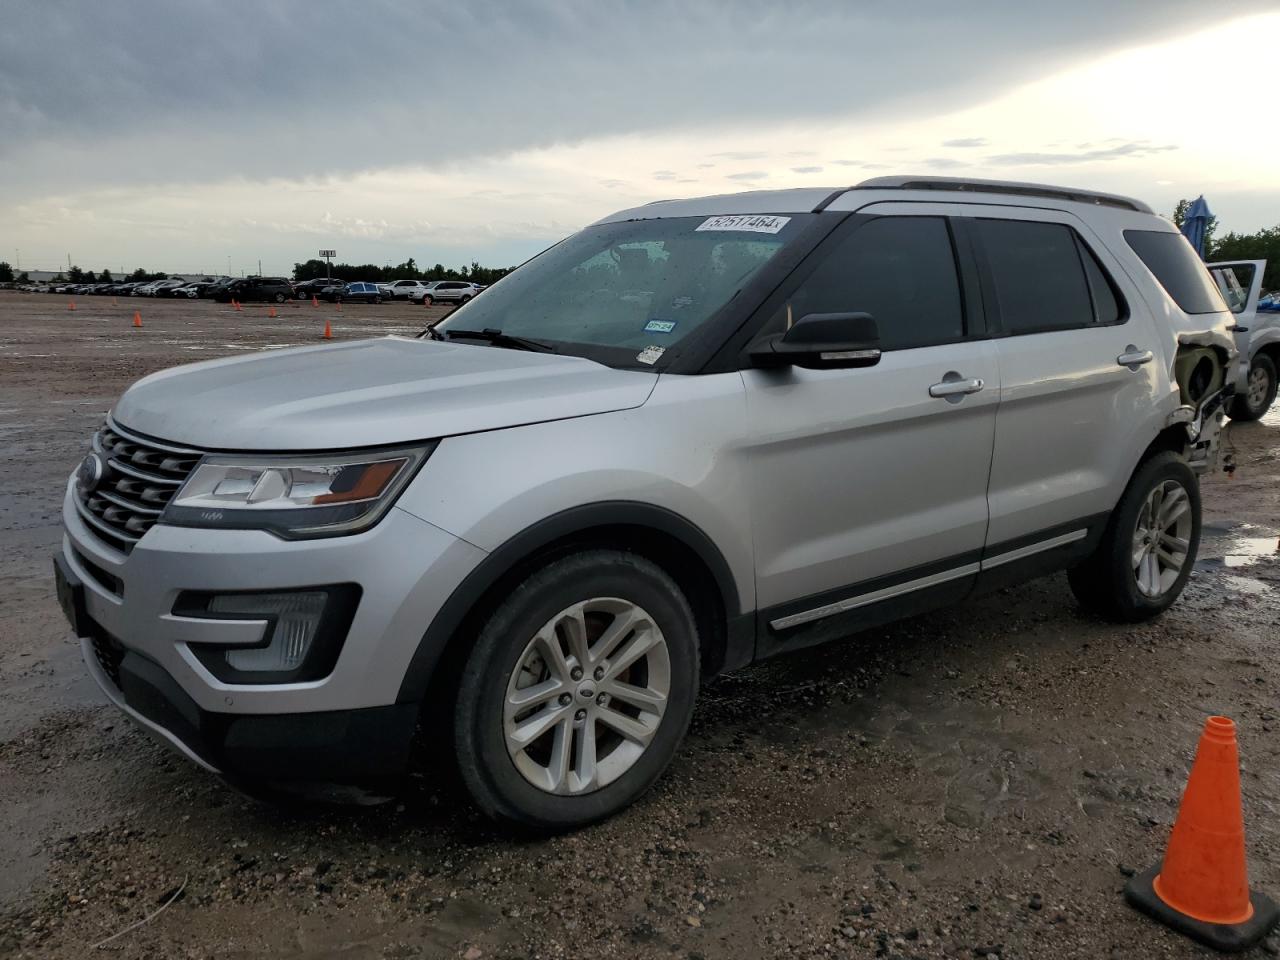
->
1117, 346, 1154, 369
929, 376, 985, 398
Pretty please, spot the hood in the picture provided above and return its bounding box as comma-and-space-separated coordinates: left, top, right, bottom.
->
111, 336, 658, 450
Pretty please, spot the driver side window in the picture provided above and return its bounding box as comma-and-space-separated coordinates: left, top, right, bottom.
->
764, 216, 966, 351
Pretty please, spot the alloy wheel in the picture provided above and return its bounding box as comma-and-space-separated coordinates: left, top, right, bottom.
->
1132, 479, 1193, 598
503, 597, 670, 795
1247, 364, 1270, 408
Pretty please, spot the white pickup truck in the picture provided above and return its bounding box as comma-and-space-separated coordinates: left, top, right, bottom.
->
1210, 259, 1277, 420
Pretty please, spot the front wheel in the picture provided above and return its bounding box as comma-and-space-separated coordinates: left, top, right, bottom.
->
454, 550, 699, 830
422, 295, 434, 307
1227, 354, 1277, 422
1068, 451, 1200, 622
274, 292, 287, 303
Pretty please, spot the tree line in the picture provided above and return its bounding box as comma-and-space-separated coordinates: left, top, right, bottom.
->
0, 258, 517, 285
291, 257, 516, 285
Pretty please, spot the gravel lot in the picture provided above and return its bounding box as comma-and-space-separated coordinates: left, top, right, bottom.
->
1, 290, 1278, 960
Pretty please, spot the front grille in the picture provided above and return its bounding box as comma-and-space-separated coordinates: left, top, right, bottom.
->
74, 420, 202, 554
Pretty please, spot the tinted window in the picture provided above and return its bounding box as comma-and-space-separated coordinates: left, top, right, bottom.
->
1124, 230, 1227, 314
976, 220, 1096, 334
770, 216, 964, 350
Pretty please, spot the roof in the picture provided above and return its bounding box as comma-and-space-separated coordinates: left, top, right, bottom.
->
595, 176, 1155, 224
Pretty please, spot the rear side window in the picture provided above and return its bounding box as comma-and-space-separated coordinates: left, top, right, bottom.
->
1124, 230, 1227, 314
772, 216, 965, 351
975, 219, 1116, 334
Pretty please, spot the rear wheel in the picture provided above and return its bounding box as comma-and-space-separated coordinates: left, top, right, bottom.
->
422, 295, 434, 307
273, 292, 286, 303
373, 295, 382, 304
460, 295, 472, 304
454, 550, 699, 830
1227, 354, 1277, 421
1068, 452, 1200, 622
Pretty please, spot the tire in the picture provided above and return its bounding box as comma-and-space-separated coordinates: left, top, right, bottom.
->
422, 295, 434, 307
1068, 451, 1201, 622
454, 549, 700, 831
274, 292, 286, 303
1226, 354, 1277, 422
460, 295, 472, 304
373, 295, 382, 304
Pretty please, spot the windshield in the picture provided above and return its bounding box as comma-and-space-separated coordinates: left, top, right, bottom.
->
433, 214, 809, 366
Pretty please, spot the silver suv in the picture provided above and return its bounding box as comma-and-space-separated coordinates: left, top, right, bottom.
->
55, 176, 1237, 829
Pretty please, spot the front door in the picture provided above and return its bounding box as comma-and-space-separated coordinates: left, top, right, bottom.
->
740, 209, 999, 646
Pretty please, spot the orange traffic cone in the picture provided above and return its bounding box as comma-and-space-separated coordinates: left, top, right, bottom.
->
1125, 716, 1278, 950
68, 300, 76, 311
132, 311, 142, 328
336, 301, 342, 312
267, 305, 277, 318
311, 295, 319, 307
112, 297, 118, 305
234, 299, 242, 312
322, 320, 332, 340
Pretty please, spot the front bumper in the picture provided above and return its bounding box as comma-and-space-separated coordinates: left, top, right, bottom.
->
78, 632, 418, 781
59, 476, 486, 774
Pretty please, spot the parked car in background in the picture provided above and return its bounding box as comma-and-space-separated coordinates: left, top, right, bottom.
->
171, 281, 212, 299
421, 280, 482, 305
382, 279, 433, 301
293, 277, 338, 300
320, 281, 383, 303
1210, 259, 1278, 420
212, 277, 294, 303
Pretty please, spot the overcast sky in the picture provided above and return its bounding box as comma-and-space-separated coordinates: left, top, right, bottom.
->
3, 0, 1278, 276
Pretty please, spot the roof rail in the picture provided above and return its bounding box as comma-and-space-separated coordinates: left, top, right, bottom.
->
853, 176, 1153, 214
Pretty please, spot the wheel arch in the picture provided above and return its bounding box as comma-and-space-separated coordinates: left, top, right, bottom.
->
396, 501, 751, 710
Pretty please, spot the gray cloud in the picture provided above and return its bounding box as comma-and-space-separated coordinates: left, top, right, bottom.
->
1, 0, 1268, 195
941, 137, 988, 148
726, 171, 768, 180
791, 165, 824, 173
652, 170, 678, 180
986, 141, 1178, 166
922, 157, 968, 169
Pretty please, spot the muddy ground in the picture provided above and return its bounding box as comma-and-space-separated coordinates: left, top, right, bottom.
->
1, 289, 1278, 960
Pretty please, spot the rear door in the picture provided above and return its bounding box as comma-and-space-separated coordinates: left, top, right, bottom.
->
740, 205, 999, 647
966, 208, 1162, 564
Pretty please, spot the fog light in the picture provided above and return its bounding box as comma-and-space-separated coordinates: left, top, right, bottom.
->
208, 592, 326, 672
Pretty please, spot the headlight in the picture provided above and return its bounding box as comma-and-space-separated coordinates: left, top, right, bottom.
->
162, 443, 435, 537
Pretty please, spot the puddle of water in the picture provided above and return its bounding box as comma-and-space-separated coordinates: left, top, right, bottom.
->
1217, 574, 1275, 596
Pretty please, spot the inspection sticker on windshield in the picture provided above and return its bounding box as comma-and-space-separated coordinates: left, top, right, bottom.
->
636, 345, 666, 365
644, 319, 677, 334
695, 214, 790, 234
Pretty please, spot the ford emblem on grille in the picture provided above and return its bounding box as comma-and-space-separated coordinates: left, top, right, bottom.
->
77, 452, 105, 492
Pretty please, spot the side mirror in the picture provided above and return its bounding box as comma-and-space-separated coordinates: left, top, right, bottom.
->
749, 312, 882, 370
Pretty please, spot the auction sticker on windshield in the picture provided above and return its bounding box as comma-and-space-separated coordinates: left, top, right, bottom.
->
695, 215, 791, 234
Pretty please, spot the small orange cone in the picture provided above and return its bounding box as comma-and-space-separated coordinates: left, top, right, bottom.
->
1125, 716, 1278, 950
112, 297, 118, 305
336, 301, 342, 312
132, 311, 142, 328
322, 320, 332, 340
311, 295, 319, 307
233, 299, 242, 312
68, 300, 76, 311
267, 305, 277, 318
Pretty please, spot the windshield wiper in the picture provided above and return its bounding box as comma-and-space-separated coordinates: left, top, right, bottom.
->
442, 327, 556, 353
